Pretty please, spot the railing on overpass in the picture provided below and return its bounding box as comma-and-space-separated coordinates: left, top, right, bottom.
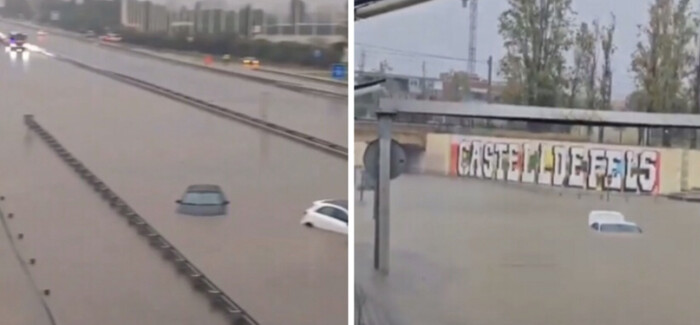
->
355, 0, 438, 19
357, 99, 700, 149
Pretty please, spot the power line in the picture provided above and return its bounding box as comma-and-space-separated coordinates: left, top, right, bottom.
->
356, 42, 491, 64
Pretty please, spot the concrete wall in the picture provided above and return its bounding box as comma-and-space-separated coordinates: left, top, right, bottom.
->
687, 150, 700, 190
424, 133, 452, 175
448, 134, 670, 194
658, 148, 682, 194
356, 132, 700, 195
355, 141, 367, 167
425, 134, 700, 195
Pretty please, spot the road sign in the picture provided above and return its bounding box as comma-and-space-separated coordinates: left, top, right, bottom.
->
332, 64, 347, 80
363, 139, 407, 180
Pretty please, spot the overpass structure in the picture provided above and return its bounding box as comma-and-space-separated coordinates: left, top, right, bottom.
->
0, 19, 346, 325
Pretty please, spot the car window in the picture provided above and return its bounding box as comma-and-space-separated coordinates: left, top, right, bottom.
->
599, 224, 642, 233
181, 192, 223, 205
331, 209, 348, 223
317, 206, 348, 223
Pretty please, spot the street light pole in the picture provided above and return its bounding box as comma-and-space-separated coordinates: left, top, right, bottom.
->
375, 108, 395, 274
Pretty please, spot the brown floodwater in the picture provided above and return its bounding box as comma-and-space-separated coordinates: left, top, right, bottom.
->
356, 175, 700, 325
0, 42, 347, 325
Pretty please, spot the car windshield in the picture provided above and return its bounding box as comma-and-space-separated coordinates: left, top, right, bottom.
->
181, 192, 223, 205
11, 34, 26, 41
600, 224, 641, 233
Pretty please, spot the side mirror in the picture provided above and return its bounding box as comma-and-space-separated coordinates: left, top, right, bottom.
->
175, 199, 182, 204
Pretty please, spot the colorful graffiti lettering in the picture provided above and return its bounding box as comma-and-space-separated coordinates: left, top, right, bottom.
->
451, 137, 661, 194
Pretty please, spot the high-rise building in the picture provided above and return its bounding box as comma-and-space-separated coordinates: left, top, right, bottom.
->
144, 1, 169, 34
290, 0, 306, 25
238, 4, 252, 37
225, 10, 237, 34
251, 8, 264, 34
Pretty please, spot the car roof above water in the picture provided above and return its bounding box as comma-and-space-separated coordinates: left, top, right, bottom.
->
588, 210, 630, 226
315, 199, 348, 209
186, 184, 222, 193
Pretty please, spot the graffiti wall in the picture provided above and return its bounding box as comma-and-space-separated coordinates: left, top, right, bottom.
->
450, 136, 661, 194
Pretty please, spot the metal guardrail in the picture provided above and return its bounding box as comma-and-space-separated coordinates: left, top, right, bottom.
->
23, 114, 260, 325
52, 55, 348, 159
99, 42, 346, 99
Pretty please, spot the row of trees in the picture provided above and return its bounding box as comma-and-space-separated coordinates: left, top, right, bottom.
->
121, 31, 346, 68
497, 0, 700, 116
498, 0, 617, 110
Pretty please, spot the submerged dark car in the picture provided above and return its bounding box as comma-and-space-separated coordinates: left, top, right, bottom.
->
176, 184, 229, 216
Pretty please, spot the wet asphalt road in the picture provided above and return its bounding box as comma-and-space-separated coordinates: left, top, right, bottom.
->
356, 175, 700, 325
0, 38, 347, 325
0, 21, 347, 147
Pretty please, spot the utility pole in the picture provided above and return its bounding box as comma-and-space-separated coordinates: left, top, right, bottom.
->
487, 55, 493, 103
462, 0, 478, 74
694, 25, 700, 148
422, 61, 427, 99
359, 49, 366, 73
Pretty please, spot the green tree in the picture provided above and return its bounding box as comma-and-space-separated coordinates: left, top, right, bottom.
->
631, 0, 697, 146
599, 14, 616, 111
568, 22, 597, 108
626, 90, 649, 111
632, 0, 697, 114
498, 0, 575, 107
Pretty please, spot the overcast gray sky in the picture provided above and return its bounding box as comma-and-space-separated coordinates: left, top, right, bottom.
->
355, 0, 699, 100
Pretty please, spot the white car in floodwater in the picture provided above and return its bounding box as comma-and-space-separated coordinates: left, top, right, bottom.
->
301, 199, 348, 235
588, 210, 642, 234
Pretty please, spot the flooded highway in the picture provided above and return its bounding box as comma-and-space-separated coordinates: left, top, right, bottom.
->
0, 21, 347, 146
0, 36, 347, 325
356, 175, 700, 325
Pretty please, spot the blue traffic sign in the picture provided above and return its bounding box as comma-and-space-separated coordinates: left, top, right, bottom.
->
332, 64, 347, 80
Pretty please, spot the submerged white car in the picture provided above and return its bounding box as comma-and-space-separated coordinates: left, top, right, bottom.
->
301, 199, 348, 235
588, 210, 642, 234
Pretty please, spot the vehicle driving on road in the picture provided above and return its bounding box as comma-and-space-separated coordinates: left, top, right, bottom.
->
6, 32, 27, 52
242, 57, 260, 69
301, 199, 348, 234
176, 184, 229, 216
99, 33, 122, 42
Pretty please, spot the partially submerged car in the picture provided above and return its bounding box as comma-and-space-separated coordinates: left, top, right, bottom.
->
301, 199, 348, 235
588, 210, 642, 234
176, 184, 229, 216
